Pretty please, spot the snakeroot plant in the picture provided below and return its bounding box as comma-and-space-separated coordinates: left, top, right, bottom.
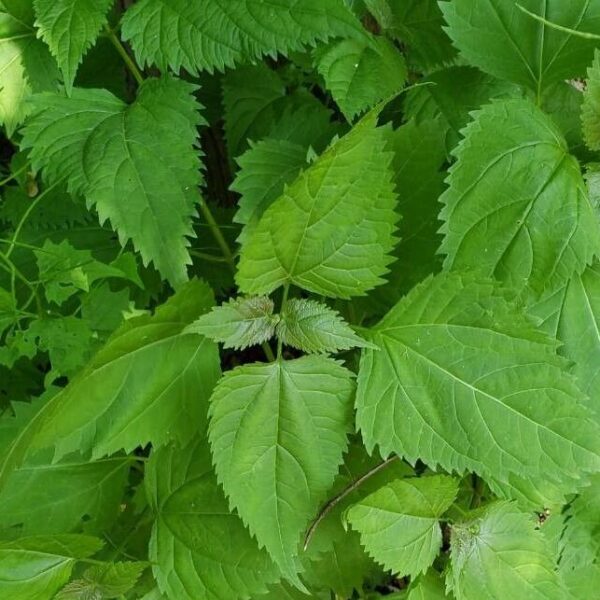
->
2, 0, 600, 598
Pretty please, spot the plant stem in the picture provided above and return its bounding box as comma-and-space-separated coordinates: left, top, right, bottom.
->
197, 197, 236, 268
0, 163, 29, 188
5, 180, 61, 261
197, 195, 276, 362
277, 284, 290, 359
516, 4, 600, 39
303, 455, 400, 551
470, 474, 485, 509
105, 26, 144, 85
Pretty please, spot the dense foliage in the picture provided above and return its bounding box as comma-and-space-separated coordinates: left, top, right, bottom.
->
2, 0, 600, 598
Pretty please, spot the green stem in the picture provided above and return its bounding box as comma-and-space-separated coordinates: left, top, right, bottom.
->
303, 455, 400, 550
188, 249, 230, 263
105, 26, 144, 85
470, 474, 485, 509
516, 4, 600, 39
198, 197, 236, 268
277, 284, 290, 359
5, 181, 61, 261
0, 163, 29, 188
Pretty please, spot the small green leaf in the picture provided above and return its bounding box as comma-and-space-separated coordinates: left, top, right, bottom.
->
0, 534, 103, 600
583, 50, 600, 151
209, 355, 355, 583
232, 138, 308, 244
450, 502, 565, 599
186, 296, 278, 350
346, 475, 458, 578
316, 35, 406, 121
277, 298, 373, 353
406, 570, 448, 599
55, 561, 146, 599
33, 0, 114, 93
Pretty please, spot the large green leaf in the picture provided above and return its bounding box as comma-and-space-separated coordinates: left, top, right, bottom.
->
316, 35, 406, 121
237, 111, 399, 299
440, 0, 600, 95
21, 76, 203, 286
558, 474, 600, 572
449, 502, 564, 599
121, 0, 363, 74
33, 0, 114, 93
0, 449, 129, 534
0, 5, 58, 134
0, 534, 103, 600
356, 273, 600, 505
209, 356, 355, 583
529, 263, 600, 401
146, 439, 280, 600
0, 280, 220, 489
346, 475, 458, 578
440, 99, 600, 295
365, 0, 456, 69
582, 49, 600, 151
0, 400, 126, 535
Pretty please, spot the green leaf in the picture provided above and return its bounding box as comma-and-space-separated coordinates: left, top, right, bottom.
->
146, 439, 280, 600
582, 49, 600, 151
0, 281, 220, 487
209, 356, 355, 583
316, 35, 406, 121
302, 442, 412, 597
440, 0, 600, 94
449, 502, 564, 599
358, 117, 447, 317
559, 474, 600, 572
346, 475, 458, 578
186, 296, 278, 350
222, 64, 336, 160
406, 570, 448, 600
55, 561, 146, 599
35, 239, 137, 306
232, 138, 308, 244
33, 0, 114, 94
0, 287, 16, 334
439, 99, 600, 295
0, 454, 129, 535
0, 534, 103, 600
21, 76, 204, 286
121, 0, 363, 74
529, 263, 600, 400
237, 111, 399, 299
277, 298, 372, 354
0, 5, 59, 135
356, 272, 600, 505
0, 400, 128, 535
404, 65, 523, 154
365, 0, 456, 70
